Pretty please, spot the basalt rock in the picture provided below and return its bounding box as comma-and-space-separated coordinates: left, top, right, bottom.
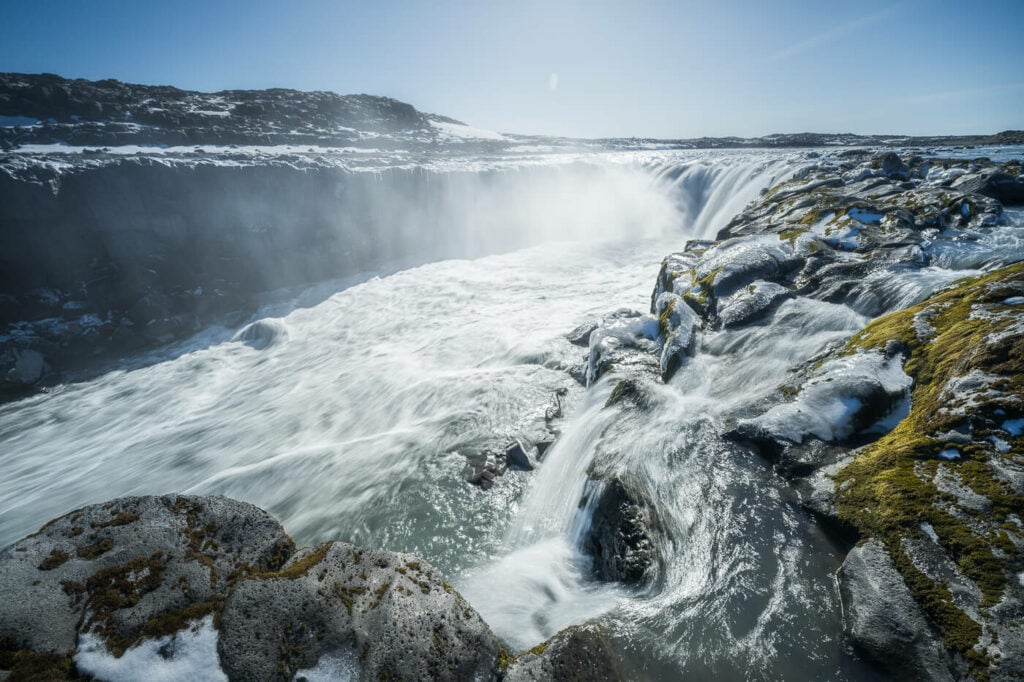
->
218, 542, 502, 681
586, 310, 661, 386
839, 539, 958, 681
646, 155, 1024, 681
0, 495, 294, 676
504, 625, 625, 682
0, 495, 519, 681
582, 475, 660, 585
953, 170, 1024, 205
462, 449, 508, 490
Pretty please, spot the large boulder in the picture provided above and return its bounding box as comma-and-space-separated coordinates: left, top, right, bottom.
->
0, 495, 510, 681
952, 170, 1024, 205
0, 495, 294, 674
218, 542, 502, 681
838, 540, 957, 681
504, 625, 624, 681
582, 476, 661, 585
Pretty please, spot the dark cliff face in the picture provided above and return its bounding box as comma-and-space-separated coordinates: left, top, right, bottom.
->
0, 157, 622, 394
0, 160, 434, 387
0, 73, 447, 149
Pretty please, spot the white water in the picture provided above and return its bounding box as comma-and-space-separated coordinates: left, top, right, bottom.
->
2, 149, 1022, 679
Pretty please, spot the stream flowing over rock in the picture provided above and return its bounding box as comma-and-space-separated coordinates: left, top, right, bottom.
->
2, 80, 1024, 681
0, 496, 622, 681
646, 151, 1024, 681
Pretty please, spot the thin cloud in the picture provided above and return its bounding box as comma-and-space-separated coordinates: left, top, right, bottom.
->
769, 2, 913, 62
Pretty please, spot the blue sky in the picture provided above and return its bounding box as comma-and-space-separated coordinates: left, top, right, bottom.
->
1, 0, 1022, 138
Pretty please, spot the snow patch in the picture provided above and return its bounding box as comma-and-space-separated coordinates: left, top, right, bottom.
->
920, 522, 939, 544
740, 350, 912, 444
1003, 296, 1024, 305
938, 448, 961, 461
295, 652, 360, 681
430, 120, 506, 141
74, 616, 227, 682
847, 207, 884, 224
988, 435, 1011, 453
807, 212, 861, 250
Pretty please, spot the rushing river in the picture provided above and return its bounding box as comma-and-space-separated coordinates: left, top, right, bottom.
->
2, 149, 1022, 680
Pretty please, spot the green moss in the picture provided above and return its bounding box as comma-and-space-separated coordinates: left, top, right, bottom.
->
138, 596, 224, 641
258, 542, 332, 580
0, 644, 77, 681
37, 549, 70, 571
526, 640, 550, 657
76, 538, 114, 560
332, 583, 367, 616
82, 552, 169, 656
605, 378, 651, 410
834, 261, 1024, 672
370, 580, 392, 608
657, 296, 677, 337
798, 207, 825, 226
92, 512, 139, 529
779, 227, 808, 244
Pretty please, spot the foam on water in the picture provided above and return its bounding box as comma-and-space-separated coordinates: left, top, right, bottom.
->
3, 149, 1022, 679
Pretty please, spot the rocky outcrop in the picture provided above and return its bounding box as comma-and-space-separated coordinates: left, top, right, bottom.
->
218, 542, 501, 681
829, 263, 1024, 681
0, 495, 294, 678
0, 494, 632, 681
839, 539, 959, 681
642, 153, 1024, 680
0, 72, 449, 149
0, 495, 516, 681
582, 476, 661, 585
503, 625, 624, 681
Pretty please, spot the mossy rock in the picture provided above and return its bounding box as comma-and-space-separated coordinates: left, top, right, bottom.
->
504, 624, 625, 681
0, 495, 295, 676
217, 541, 502, 681
835, 262, 1024, 679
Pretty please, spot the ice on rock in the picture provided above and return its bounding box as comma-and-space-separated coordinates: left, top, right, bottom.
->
739, 350, 912, 444
654, 292, 700, 378
807, 212, 862, 250
1003, 419, 1024, 437
848, 207, 885, 225
586, 312, 659, 385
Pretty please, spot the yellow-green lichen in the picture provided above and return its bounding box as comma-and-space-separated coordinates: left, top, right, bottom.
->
835, 261, 1024, 673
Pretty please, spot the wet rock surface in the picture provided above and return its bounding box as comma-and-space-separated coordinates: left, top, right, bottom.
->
504, 625, 625, 682
582, 475, 661, 585
462, 390, 566, 490
585, 309, 661, 386
642, 152, 1024, 680
839, 539, 958, 681
219, 542, 501, 681
0, 495, 514, 681
0, 495, 294, 678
